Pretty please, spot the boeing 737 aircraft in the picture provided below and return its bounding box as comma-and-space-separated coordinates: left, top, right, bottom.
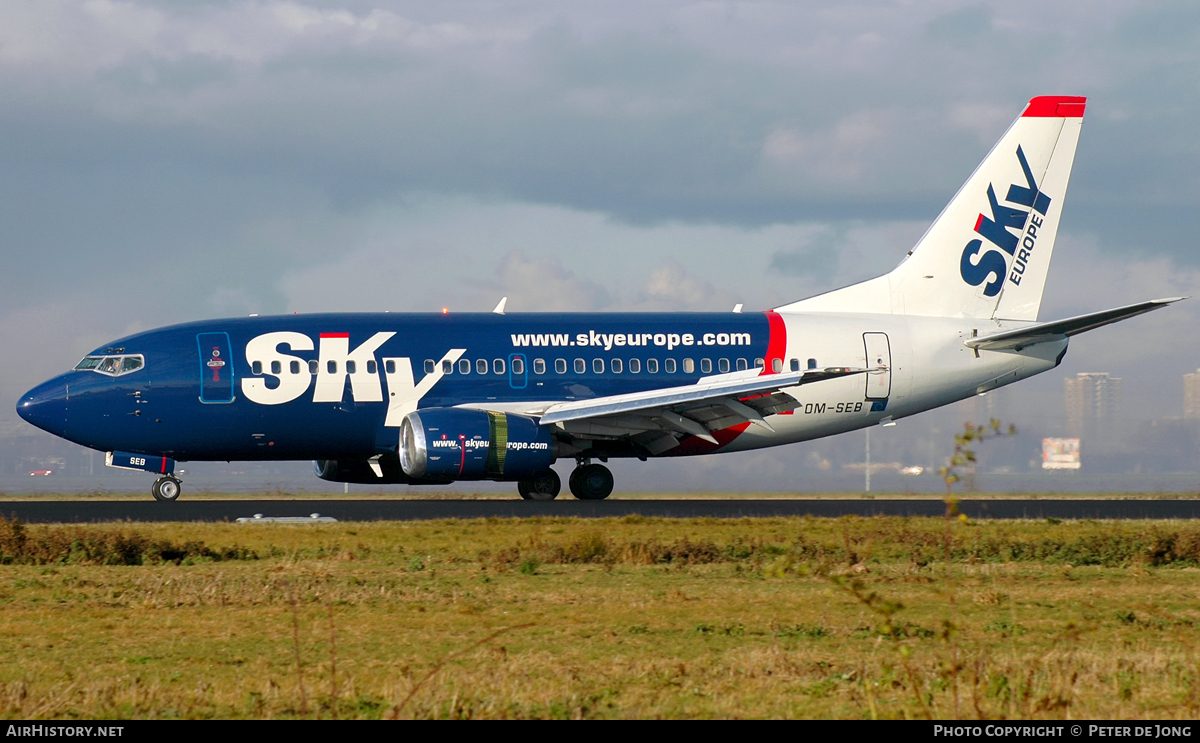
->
16, 96, 1181, 502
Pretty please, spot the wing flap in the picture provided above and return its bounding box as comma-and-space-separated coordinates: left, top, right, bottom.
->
538, 366, 868, 427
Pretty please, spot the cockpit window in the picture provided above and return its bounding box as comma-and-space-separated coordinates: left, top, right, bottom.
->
74, 354, 146, 377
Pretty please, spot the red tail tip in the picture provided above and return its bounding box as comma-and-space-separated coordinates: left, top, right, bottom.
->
1022, 96, 1087, 118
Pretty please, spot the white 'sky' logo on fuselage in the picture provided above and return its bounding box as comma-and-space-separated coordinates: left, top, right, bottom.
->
240, 331, 463, 426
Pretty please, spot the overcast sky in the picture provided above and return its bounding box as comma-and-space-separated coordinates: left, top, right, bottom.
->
2, 1, 1199, 481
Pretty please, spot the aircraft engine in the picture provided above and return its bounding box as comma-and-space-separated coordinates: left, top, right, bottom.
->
399, 408, 556, 481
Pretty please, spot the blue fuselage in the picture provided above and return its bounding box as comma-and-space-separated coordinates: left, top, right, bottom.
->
18, 312, 777, 462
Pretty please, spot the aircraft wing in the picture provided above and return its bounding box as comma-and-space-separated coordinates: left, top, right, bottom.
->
535, 366, 870, 453
967, 297, 1185, 352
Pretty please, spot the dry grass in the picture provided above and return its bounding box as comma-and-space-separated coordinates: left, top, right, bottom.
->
0, 516, 1198, 719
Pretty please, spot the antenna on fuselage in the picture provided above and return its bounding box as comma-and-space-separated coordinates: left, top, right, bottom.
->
493, 297, 508, 315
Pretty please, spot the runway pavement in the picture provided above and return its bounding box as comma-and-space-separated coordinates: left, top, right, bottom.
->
3, 499, 1200, 523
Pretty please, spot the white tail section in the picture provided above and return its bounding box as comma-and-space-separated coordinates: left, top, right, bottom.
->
778, 96, 1085, 320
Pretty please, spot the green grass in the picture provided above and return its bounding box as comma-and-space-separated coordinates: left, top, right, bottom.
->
1, 516, 1199, 719
3, 490, 1200, 501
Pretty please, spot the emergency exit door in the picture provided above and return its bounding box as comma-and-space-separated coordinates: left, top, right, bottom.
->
863, 332, 891, 400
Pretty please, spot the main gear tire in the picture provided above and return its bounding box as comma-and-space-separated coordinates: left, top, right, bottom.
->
518, 470, 561, 501
569, 464, 614, 500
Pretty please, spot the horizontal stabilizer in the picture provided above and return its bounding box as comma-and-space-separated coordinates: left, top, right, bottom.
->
537, 366, 869, 427
965, 297, 1184, 351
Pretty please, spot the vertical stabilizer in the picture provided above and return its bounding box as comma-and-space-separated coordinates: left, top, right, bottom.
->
778, 96, 1085, 320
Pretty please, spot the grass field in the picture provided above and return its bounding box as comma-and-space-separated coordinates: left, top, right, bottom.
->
2, 514, 1199, 719
3, 490, 1200, 500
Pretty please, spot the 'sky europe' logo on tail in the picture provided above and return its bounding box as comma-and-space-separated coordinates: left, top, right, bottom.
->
959, 146, 1051, 297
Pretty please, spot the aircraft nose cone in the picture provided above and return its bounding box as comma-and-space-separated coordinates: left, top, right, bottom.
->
16, 379, 69, 436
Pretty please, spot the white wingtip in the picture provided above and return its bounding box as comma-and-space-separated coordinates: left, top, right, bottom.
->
732, 303, 743, 313
492, 297, 508, 314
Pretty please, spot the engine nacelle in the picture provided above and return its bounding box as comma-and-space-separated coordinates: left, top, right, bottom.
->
400, 408, 556, 481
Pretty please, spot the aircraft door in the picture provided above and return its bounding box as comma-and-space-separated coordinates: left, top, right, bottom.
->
863, 332, 891, 400
197, 332, 235, 403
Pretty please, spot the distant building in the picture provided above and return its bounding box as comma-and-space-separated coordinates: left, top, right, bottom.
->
1065, 372, 1121, 437
1185, 369, 1200, 419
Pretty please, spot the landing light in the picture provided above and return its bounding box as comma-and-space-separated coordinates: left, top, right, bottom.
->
442, 307, 449, 314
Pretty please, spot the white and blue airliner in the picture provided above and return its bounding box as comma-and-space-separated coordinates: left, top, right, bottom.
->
17, 96, 1180, 502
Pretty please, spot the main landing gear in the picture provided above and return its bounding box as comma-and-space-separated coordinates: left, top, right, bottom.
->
152, 475, 182, 502
516, 460, 615, 501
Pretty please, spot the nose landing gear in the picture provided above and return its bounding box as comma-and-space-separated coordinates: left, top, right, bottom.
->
104, 452, 182, 503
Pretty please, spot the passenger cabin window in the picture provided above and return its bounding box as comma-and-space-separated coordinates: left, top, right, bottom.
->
252, 361, 263, 375
808, 358, 818, 370
754, 358, 764, 369
533, 359, 546, 374
346, 361, 356, 374
458, 359, 471, 375
737, 358, 748, 371
477, 359, 488, 375
442, 360, 453, 374
790, 358, 800, 372
647, 359, 659, 374
593, 358, 604, 374
291, 360, 301, 374
772, 358, 783, 373
683, 359, 694, 374
386, 360, 396, 374
556, 359, 567, 374
493, 359, 505, 375
574, 359, 586, 374
700, 359, 712, 374
366, 360, 376, 375
512, 357, 524, 375
664, 358, 676, 374
310, 360, 319, 374
271, 360, 282, 374
328, 361, 338, 374
424, 360, 435, 374
629, 358, 641, 374
612, 358, 623, 374
719, 358, 730, 373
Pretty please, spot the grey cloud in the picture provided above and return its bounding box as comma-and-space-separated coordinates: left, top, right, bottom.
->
768, 226, 845, 281
925, 5, 993, 42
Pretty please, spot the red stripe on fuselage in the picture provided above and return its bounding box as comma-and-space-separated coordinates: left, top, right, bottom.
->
761, 310, 787, 375
319, 333, 350, 338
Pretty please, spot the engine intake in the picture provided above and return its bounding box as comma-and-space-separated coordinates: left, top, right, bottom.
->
400, 408, 555, 481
